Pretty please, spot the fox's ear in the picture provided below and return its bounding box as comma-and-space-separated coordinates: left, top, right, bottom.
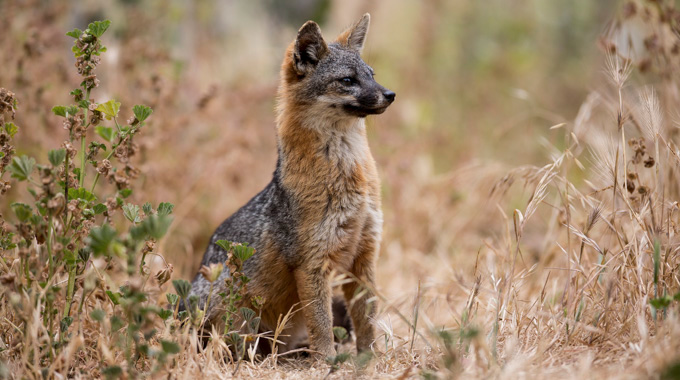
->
336, 13, 370, 52
293, 21, 329, 75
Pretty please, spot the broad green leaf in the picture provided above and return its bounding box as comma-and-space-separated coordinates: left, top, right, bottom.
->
157, 202, 174, 216
161, 340, 180, 354
122, 203, 141, 224
4, 122, 18, 138
95, 99, 121, 120
66, 28, 83, 38
650, 296, 672, 310
48, 149, 66, 166
118, 188, 132, 198
132, 104, 153, 122
239, 307, 255, 322
333, 326, 348, 341
87, 224, 117, 257
11, 203, 32, 222
51, 105, 78, 117
166, 293, 179, 306
60, 316, 73, 332
215, 240, 232, 251
93, 203, 107, 214
101, 365, 122, 380
106, 290, 121, 305
143, 214, 172, 240
95, 126, 115, 142
68, 187, 96, 203
8, 155, 35, 181
142, 202, 153, 215
172, 279, 191, 299
157, 309, 173, 320
233, 244, 255, 262
87, 20, 111, 38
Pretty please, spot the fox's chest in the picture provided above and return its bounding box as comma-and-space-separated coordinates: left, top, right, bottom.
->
293, 160, 379, 267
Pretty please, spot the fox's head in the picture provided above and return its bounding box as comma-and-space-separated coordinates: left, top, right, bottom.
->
279, 14, 395, 120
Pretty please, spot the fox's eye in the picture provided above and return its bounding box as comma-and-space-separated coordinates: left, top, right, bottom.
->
339, 77, 355, 85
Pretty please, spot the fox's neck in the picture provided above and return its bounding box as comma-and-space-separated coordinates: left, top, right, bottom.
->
276, 105, 370, 180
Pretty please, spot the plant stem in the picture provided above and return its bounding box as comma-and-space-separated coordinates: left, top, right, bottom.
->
90, 147, 116, 193
79, 88, 91, 188
202, 282, 214, 330
47, 218, 54, 280
64, 264, 77, 318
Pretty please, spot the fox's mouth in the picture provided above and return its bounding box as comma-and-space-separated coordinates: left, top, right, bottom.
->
343, 104, 390, 118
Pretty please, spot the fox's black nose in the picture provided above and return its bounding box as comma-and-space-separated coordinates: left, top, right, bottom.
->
383, 90, 396, 103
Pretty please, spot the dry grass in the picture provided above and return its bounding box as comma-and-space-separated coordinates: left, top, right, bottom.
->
1, 1, 680, 379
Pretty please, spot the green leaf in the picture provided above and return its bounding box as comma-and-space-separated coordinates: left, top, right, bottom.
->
87, 20, 111, 38
51, 105, 79, 117
239, 307, 256, 322
172, 279, 191, 299
8, 155, 35, 181
68, 187, 96, 203
140, 214, 172, 240
48, 149, 66, 166
157, 202, 174, 216
90, 309, 106, 322
101, 365, 122, 380
166, 293, 179, 306
650, 296, 672, 310
87, 224, 117, 257
60, 316, 74, 333
122, 203, 141, 224
11, 203, 32, 222
95, 99, 121, 120
66, 28, 83, 38
95, 126, 115, 142
333, 326, 348, 341
157, 309, 173, 320
118, 188, 132, 198
161, 340, 180, 354
4, 122, 18, 138
93, 203, 107, 214
233, 244, 255, 263
132, 105, 153, 123
106, 290, 121, 306
70, 89, 83, 99
215, 240, 232, 251
142, 202, 153, 215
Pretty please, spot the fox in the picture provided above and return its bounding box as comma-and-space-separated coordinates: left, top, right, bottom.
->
184, 13, 395, 358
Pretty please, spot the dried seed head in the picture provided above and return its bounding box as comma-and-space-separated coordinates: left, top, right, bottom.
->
155, 264, 174, 286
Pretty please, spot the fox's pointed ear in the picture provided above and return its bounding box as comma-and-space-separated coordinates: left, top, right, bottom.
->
293, 21, 329, 75
336, 13, 370, 52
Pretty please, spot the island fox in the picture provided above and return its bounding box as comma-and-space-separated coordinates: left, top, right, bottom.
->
186, 13, 395, 358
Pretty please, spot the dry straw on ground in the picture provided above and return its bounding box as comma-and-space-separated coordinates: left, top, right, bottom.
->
1, 1, 680, 379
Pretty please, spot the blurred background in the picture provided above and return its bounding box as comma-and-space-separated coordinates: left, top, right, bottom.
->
1, 0, 618, 301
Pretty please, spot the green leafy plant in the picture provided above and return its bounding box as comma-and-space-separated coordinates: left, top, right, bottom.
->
0, 20, 178, 379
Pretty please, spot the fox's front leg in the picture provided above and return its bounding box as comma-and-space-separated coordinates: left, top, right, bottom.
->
343, 236, 378, 353
294, 263, 336, 358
